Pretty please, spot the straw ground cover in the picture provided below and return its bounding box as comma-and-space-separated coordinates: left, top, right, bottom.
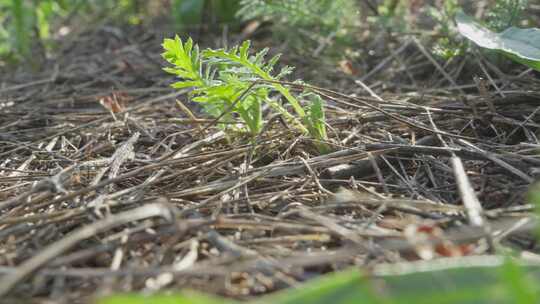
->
1, 6, 540, 303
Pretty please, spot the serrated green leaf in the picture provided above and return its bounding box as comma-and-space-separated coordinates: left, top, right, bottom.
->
185, 37, 193, 54
229, 46, 239, 58
303, 94, 329, 153
162, 38, 177, 53
277, 66, 294, 79
192, 44, 201, 71
253, 48, 269, 65
202, 49, 224, 58
162, 35, 204, 88
455, 11, 540, 71
309, 95, 325, 132
171, 80, 202, 89
192, 96, 208, 103
266, 54, 281, 72
162, 66, 179, 75
236, 94, 262, 135
164, 37, 318, 144
239, 40, 251, 59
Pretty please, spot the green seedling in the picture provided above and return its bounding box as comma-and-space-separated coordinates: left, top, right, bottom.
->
162, 35, 330, 153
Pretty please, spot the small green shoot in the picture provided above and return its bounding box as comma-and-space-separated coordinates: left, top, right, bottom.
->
304, 93, 329, 153
162, 36, 330, 152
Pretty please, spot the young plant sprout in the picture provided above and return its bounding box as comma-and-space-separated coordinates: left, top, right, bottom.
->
162, 36, 330, 153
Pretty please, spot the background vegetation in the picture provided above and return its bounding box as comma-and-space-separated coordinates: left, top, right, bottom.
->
1, 0, 540, 303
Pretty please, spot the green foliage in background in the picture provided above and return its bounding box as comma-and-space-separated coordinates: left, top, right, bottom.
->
0, 0, 142, 62
429, 0, 530, 61
238, 0, 358, 34
99, 260, 540, 304
162, 36, 329, 152
426, 0, 463, 59
0, 0, 242, 63
366, 0, 531, 61
172, 0, 240, 32
0, 0, 63, 61
485, 0, 528, 31
369, 0, 409, 31
237, 0, 360, 54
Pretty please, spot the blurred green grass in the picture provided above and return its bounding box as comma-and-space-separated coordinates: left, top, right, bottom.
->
99, 258, 540, 304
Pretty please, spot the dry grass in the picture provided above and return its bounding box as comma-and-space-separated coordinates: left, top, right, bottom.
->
1, 23, 539, 303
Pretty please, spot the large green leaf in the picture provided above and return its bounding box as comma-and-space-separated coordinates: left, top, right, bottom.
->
97, 259, 540, 304
255, 270, 383, 304
455, 11, 540, 71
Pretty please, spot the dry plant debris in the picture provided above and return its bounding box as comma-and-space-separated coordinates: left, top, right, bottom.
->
0, 25, 539, 303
